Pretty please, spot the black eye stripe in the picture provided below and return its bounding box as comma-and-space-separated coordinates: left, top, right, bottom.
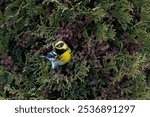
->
57, 43, 64, 47
60, 43, 64, 47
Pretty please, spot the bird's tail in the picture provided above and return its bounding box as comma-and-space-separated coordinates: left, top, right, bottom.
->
39, 55, 46, 58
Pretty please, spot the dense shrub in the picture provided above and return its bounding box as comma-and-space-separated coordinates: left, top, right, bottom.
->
0, 0, 150, 99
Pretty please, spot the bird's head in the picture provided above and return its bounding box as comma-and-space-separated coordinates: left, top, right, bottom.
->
53, 40, 68, 50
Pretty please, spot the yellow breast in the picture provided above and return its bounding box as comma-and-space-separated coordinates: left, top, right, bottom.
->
58, 50, 71, 63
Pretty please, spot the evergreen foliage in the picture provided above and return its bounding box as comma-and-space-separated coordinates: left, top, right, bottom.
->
0, 0, 150, 99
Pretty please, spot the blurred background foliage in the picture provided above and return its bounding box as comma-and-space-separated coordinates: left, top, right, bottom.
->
0, 0, 150, 99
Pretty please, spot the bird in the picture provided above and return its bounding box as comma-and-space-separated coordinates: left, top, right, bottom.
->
41, 39, 71, 69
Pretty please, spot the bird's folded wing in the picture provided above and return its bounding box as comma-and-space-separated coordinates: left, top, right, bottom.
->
45, 51, 57, 61
40, 51, 57, 61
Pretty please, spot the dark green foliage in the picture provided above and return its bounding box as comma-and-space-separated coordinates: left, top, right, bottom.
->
0, 0, 150, 99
